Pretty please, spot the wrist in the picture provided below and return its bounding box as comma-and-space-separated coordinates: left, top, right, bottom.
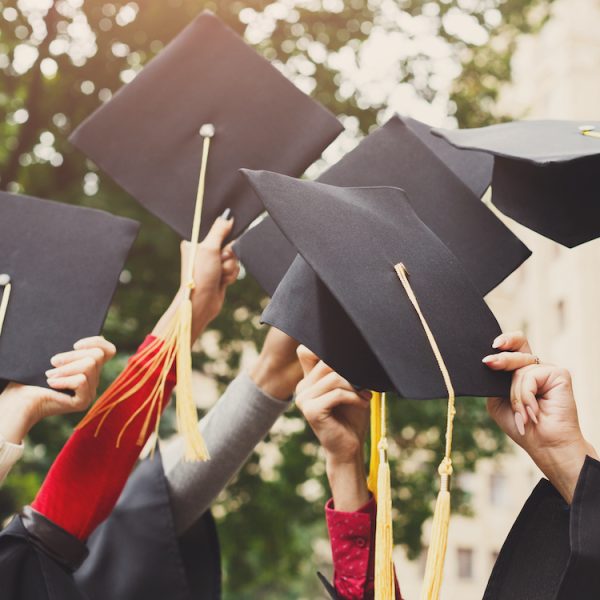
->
249, 353, 301, 402
326, 450, 370, 512
533, 437, 592, 504
0, 387, 37, 444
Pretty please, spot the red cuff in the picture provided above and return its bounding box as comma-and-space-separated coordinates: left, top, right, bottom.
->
326, 496, 403, 600
326, 496, 375, 598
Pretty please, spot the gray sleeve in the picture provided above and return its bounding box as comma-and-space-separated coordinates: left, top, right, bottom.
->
162, 371, 290, 535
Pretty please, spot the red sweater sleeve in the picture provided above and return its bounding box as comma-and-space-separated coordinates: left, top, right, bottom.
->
31, 336, 176, 540
326, 496, 403, 600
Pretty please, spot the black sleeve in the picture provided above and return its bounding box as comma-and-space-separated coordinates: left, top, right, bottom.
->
557, 456, 600, 599
484, 455, 600, 600
0, 512, 88, 600
317, 571, 340, 599
74, 451, 221, 600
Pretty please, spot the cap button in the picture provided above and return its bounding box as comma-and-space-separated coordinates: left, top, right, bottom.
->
199, 123, 215, 138
0, 274, 10, 286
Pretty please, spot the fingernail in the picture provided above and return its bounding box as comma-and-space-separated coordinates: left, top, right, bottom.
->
220, 208, 232, 221
514, 412, 526, 436
526, 406, 539, 425
482, 355, 497, 364
45, 368, 58, 377
492, 336, 504, 349
359, 390, 372, 401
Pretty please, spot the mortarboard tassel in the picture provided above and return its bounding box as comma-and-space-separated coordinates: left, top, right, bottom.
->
77, 127, 217, 462
373, 391, 396, 600
367, 391, 382, 498
394, 264, 456, 600
0, 274, 11, 337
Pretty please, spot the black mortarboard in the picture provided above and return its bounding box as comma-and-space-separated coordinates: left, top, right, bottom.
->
433, 120, 600, 247
69, 11, 343, 242
246, 171, 510, 597
234, 115, 529, 298
0, 192, 139, 389
244, 170, 510, 399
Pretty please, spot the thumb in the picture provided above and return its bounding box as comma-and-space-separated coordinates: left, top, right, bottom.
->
202, 212, 234, 250
297, 345, 320, 377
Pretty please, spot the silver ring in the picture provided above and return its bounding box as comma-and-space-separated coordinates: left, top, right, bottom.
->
533, 355, 540, 364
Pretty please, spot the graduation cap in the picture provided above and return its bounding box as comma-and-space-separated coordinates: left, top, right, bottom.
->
234, 115, 529, 298
69, 12, 342, 461
69, 11, 343, 243
0, 192, 139, 390
244, 170, 509, 599
433, 120, 600, 247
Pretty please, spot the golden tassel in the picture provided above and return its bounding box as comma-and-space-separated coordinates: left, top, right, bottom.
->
0, 275, 12, 337
368, 391, 382, 498
393, 264, 456, 600
373, 392, 396, 600
77, 126, 217, 461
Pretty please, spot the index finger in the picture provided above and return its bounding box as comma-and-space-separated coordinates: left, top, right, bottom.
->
73, 336, 116, 361
492, 330, 532, 353
201, 214, 234, 250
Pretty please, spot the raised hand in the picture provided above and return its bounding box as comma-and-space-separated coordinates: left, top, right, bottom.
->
484, 331, 598, 502
295, 346, 371, 510
0, 336, 116, 443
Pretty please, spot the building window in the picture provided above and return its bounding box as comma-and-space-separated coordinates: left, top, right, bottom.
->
457, 548, 474, 580
490, 472, 508, 507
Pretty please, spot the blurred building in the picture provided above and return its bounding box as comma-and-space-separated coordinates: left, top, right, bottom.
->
395, 1, 600, 597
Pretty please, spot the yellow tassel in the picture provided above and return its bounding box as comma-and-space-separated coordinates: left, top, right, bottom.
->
393, 263, 456, 600
373, 392, 396, 600
175, 294, 209, 461
420, 460, 452, 600
0, 279, 12, 337
77, 125, 216, 461
368, 391, 382, 498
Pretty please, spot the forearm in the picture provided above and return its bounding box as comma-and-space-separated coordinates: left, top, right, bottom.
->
152, 289, 210, 343
0, 436, 24, 487
163, 371, 290, 535
326, 452, 370, 513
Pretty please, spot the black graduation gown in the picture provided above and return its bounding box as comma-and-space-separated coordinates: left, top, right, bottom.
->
75, 450, 221, 600
485, 455, 600, 600
0, 506, 89, 600
0, 451, 220, 600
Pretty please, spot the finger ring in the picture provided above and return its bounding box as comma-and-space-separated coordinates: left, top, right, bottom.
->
533, 355, 540, 364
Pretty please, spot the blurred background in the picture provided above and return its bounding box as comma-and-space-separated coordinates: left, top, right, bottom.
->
0, 0, 598, 598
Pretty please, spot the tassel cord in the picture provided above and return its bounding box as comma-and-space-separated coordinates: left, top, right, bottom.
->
0, 282, 11, 337
394, 264, 456, 600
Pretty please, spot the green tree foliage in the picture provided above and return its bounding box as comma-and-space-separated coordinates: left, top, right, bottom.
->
0, 0, 553, 597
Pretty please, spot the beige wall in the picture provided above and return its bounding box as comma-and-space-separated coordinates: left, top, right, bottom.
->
397, 1, 600, 597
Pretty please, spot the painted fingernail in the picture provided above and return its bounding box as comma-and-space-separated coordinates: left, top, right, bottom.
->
514, 412, 526, 436
526, 406, 539, 425
482, 355, 497, 364
492, 336, 504, 349
359, 390, 372, 401
220, 208, 232, 221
